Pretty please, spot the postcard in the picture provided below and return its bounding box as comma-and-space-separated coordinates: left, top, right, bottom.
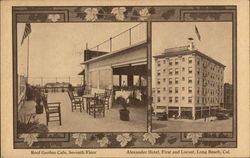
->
1, 0, 249, 157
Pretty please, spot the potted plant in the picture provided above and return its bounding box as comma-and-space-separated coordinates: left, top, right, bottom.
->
35, 88, 43, 114
26, 83, 34, 100
117, 97, 130, 121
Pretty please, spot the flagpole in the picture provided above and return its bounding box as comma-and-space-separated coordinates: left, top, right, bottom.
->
27, 35, 29, 83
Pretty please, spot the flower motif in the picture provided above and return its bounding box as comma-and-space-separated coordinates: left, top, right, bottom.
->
116, 133, 132, 147
20, 133, 39, 147
97, 136, 110, 147
143, 132, 160, 145
48, 14, 60, 22
84, 8, 98, 21
139, 8, 151, 21
111, 7, 126, 21
72, 133, 87, 147
186, 133, 203, 145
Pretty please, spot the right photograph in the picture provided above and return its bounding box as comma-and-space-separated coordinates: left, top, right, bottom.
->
151, 22, 233, 132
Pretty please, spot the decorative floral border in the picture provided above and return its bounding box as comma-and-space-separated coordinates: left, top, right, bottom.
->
13, 6, 237, 148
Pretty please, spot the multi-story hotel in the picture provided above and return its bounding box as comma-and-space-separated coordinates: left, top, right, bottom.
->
153, 40, 225, 120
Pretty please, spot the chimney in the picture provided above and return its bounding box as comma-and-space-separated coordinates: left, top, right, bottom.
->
187, 37, 195, 51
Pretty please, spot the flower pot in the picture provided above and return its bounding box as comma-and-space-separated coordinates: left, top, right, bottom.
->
119, 109, 130, 121
36, 105, 43, 114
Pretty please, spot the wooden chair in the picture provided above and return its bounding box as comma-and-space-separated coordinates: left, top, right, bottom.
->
104, 89, 112, 110
42, 97, 62, 126
68, 90, 82, 112
88, 93, 105, 118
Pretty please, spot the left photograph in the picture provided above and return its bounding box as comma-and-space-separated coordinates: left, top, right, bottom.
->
17, 22, 148, 132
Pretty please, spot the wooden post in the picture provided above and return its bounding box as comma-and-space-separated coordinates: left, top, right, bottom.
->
110, 37, 112, 52
129, 28, 132, 46
26, 36, 30, 83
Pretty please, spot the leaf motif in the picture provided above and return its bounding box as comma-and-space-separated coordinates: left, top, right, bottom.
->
48, 14, 60, 22
97, 137, 110, 147
186, 133, 203, 145
84, 8, 98, 21
143, 132, 160, 145
116, 133, 132, 147
20, 133, 39, 147
72, 133, 87, 147
139, 8, 151, 21
111, 7, 126, 21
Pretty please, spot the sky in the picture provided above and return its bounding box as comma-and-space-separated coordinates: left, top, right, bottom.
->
17, 22, 142, 85
152, 22, 232, 87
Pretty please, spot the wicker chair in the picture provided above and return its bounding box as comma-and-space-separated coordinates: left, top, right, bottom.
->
42, 97, 62, 126
88, 93, 106, 118
68, 90, 83, 112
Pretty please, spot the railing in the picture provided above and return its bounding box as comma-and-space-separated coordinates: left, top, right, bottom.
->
27, 76, 83, 87
89, 23, 146, 53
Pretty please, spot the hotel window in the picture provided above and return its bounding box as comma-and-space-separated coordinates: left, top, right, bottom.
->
182, 67, 185, 71
163, 87, 166, 91
182, 57, 185, 62
169, 87, 172, 93
163, 78, 166, 82
197, 59, 200, 65
175, 58, 179, 65
197, 89, 199, 94
169, 59, 173, 66
182, 87, 185, 91
182, 96, 185, 101
163, 96, 166, 100
157, 60, 161, 66
169, 69, 173, 75
169, 97, 173, 103
157, 88, 160, 93
157, 79, 160, 85
157, 97, 161, 103
188, 77, 192, 83
197, 97, 199, 103
169, 78, 172, 84
188, 57, 192, 63
175, 87, 179, 93
197, 69, 200, 75
188, 87, 192, 93
188, 97, 192, 103
182, 77, 185, 81
175, 78, 179, 84
175, 68, 179, 75
163, 60, 166, 64
197, 79, 200, 84
163, 69, 166, 73
175, 97, 179, 103
157, 70, 161, 76
188, 67, 192, 74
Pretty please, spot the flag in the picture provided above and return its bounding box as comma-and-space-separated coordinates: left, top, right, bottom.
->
195, 25, 201, 41
21, 23, 31, 45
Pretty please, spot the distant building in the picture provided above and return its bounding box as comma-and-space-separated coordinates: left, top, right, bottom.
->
153, 40, 225, 119
224, 83, 233, 109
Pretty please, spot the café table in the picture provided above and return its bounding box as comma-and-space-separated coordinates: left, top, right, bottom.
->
82, 94, 95, 114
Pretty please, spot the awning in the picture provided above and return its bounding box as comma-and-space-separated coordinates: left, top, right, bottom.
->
78, 69, 85, 75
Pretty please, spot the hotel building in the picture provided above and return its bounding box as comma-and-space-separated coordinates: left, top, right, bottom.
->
153, 41, 225, 119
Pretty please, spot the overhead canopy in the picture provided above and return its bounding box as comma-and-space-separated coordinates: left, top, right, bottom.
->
113, 64, 147, 76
